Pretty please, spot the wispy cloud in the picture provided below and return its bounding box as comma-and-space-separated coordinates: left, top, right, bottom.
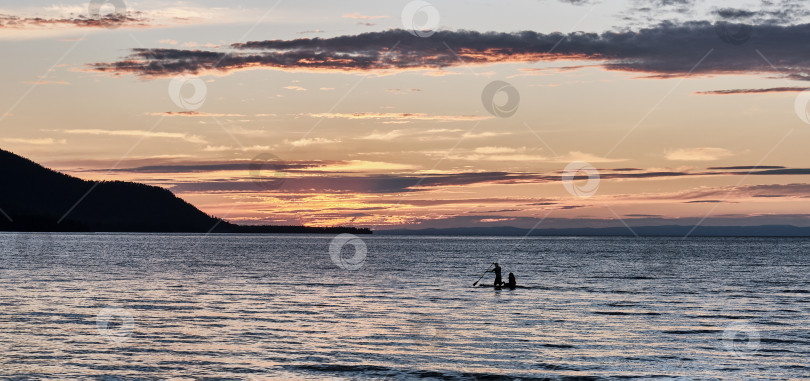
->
696, 87, 809, 95
286, 137, 341, 147
309, 112, 492, 122
203, 145, 271, 152
666, 147, 733, 161
150, 111, 245, 117
361, 130, 408, 141
463, 131, 512, 139
59, 129, 206, 144
2, 137, 66, 145
342, 12, 389, 20
360, 128, 465, 141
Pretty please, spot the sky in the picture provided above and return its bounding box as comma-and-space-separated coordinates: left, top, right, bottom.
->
3, 0, 810, 231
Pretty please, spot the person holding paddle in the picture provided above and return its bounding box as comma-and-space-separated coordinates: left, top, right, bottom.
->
486, 262, 503, 287
472, 262, 518, 288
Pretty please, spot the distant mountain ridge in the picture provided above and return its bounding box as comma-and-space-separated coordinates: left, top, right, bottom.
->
0, 148, 369, 234
376, 225, 810, 237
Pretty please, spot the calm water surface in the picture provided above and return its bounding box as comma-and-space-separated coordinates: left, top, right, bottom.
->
0, 233, 808, 379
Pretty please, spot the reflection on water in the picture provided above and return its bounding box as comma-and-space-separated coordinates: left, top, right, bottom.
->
0, 233, 808, 378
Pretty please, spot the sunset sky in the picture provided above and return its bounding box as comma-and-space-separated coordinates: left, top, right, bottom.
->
3, 0, 810, 230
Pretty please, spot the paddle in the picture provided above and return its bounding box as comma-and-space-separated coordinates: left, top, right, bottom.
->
472, 263, 494, 287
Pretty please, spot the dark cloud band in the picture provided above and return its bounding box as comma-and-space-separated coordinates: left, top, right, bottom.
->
89, 23, 810, 84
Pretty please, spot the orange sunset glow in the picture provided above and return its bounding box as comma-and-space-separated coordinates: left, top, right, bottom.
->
3, 0, 810, 231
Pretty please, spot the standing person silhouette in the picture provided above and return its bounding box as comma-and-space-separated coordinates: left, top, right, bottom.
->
487, 262, 503, 287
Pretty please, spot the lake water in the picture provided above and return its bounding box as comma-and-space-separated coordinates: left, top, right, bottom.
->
0, 233, 808, 379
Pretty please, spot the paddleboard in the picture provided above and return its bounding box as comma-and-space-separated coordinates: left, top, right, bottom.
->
476, 284, 530, 289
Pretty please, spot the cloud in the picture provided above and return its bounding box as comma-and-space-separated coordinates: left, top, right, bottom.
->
449, 153, 550, 162
480, 218, 516, 223
316, 161, 417, 172
86, 24, 810, 82
1, 137, 66, 145
361, 130, 408, 141
665, 147, 733, 161
359, 128, 465, 141
342, 12, 388, 20
286, 137, 341, 147
710, 2, 810, 25
696, 87, 808, 95
708, 165, 784, 170
58, 129, 206, 144
474, 146, 523, 154
171, 171, 540, 194
170, 172, 810, 201
101, 160, 331, 174
386, 88, 422, 93
150, 111, 245, 117
298, 29, 326, 35
622, 0, 809, 27
93, 152, 810, 199
670, 183, 810, 201
309, 112, 491, 122
463, 131, 512, 139
203, 145, 271, 152
283, 85, 307, 91
0, 12, 149, 29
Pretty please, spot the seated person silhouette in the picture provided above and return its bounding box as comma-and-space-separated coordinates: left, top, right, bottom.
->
506, 273, 516, 289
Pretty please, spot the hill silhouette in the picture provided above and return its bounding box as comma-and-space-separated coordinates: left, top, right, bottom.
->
0, 149, 369, 234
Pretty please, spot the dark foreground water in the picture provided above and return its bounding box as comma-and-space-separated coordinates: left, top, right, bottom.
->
0, 233, 808, 379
